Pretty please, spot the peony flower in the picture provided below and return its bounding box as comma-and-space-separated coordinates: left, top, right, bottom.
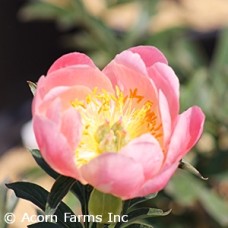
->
32, 46, 205, 200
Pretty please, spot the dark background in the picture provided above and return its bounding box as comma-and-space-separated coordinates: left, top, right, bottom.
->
0, 0, 67, 153
0, 0, 217, 154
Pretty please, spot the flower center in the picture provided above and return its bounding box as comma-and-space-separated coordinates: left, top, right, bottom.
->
72, 87, 162, 166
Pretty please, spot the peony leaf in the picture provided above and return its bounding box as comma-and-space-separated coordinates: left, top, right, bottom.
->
27, 81, 37, 95
0, 180, 19, 228
28, 222, 62, 228
30, 149, 59, 179
45, 176, 76, 215
6, 182, 46, 210
71, 183, 93, 228
178, 160, 208, 180
117, 207, 171, 228
30, 149, 92, 225
6, 182, 81, 228
125, 193, 158, 212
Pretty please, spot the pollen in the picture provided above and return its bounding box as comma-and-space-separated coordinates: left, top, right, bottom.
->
71, 87, 163, 166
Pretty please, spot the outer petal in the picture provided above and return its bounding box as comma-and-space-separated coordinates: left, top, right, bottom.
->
158, 90, 172, 147
32, 76, 46, 115
166, 106, 205, 167
39, 98, 83, 151
48, 52, 96, 74
33, 115, 81, 180
60, 108, 82, 152
37, 66, 114, 100
103, 46, 167, 82
148, 63, 180, 121
80, 153, 145, 200
35, 85, 92, 115
136, 162, 179, 197
110, 50, 148, 76
129, 46, 168, 67
120, 134, 164, 180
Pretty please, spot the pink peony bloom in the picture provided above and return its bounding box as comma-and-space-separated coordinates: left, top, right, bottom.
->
32, 46, 205, 200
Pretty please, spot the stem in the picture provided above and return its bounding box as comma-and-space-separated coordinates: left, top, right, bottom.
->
96, 223, 104, 228
83, 186, 89, 228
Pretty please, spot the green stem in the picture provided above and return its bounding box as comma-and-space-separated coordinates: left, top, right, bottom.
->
83, 186, 89, 228
96, 223, 104, 228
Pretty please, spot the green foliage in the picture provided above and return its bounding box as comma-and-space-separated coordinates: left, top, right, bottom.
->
166, 171, 228, 227
6, 182, 79, 228
15, 0, 228, 227
0, 180, 19, 228
88, 189, 123, 224
6, 150, 174, 227
45, 176, 76, 215
119, 208, 171, 228
28, 222, 62, 227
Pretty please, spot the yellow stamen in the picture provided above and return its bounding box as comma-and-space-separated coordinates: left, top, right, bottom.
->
71, 87, 163, 166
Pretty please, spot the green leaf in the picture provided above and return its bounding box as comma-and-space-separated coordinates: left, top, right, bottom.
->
6, 182, 81, 228
36, 209, 45, 216
88, 189, 123, 224
139, 225, 154, 228
0, 181, 19, 228
6, 182, 46, 210
28, 222, 62, 228
71, 183, 92, 228
178, 160, 208, 180
27, 81, 37, 95
45, 176, 76, 215
70, 182, 90, 205
30, 149, 59, 179
126, 193, 158, 211
30, 149, 92, 226
128, 208, 171, 221
119, 208, 171, 228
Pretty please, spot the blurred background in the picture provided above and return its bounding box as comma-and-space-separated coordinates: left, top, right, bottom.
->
1, 0, 228, 227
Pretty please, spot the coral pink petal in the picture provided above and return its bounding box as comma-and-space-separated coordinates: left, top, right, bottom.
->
32, 76, 46, 115
48, 52, 96, 74
120, 134, 164, 180
43, 67, 114, 96
148, 63, 180, 121
56, 85, 91, 102
103, 62, 157, 104
111, 50, 148, 76
166, 106, 205, 167
129, 46, 168, 67
39, 97, 83, 151
60, 108, 82, 151
136, 162, 179, 197
80, 153, 145, 199
45, 98, 62, 125
38, 86, 92, 113
33, 115, 81, 180
158, 91, 172, 147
